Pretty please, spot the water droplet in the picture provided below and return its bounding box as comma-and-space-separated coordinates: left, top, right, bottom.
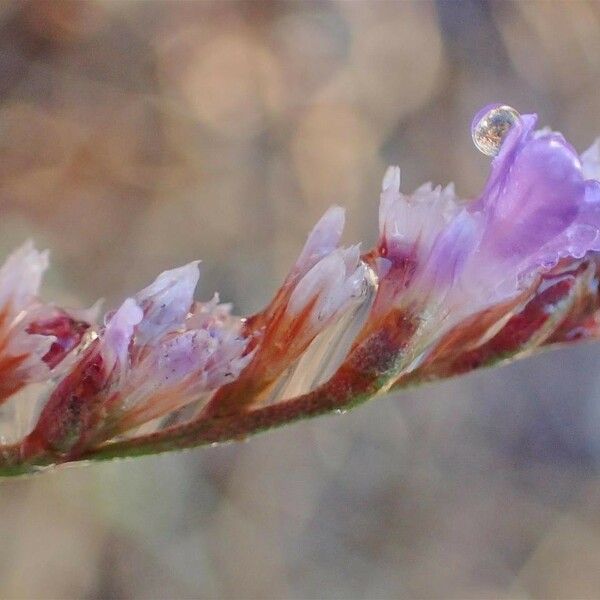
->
471, 104, 520, 157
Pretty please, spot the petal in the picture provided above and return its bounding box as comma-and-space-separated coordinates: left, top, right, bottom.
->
186, 294, 243, 335
378, 167, 460, 262
294, 205, 345, 275
581, 138, 600, 180
0, 241, 48, 313
134, 262, 200, 344
149, 327, 249, 392
288, 245, 364, 323
476, 116, 585, 263
155, 330, 214, 385
102, 298, 143, 374
417, 209, 478, 293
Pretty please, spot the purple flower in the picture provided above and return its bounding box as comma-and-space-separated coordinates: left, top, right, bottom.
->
371, 108, 600, 341
23, 263, 252, 458
471, 112, 599, 271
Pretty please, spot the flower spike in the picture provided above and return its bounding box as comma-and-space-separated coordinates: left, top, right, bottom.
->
2, 104, 600, 475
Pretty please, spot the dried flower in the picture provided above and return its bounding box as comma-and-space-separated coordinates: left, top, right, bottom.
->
1, 104, 600, 475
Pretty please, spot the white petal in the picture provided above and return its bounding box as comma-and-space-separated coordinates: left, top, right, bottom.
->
288, 244, 366, 328
581, 139, 600, 180
382, 165, 401, 192
294, 206, 345, 275
379, 166, 461, 260
0, 241, 48, 312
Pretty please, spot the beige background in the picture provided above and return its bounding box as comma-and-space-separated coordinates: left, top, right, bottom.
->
1, 1, 600, 598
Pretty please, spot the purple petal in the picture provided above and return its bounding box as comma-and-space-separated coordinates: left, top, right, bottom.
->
102, 298, 143, 373
418, 209, 478, 292
475, 114, 585, 264
581, 139, 600, 180
134, 262, 200, 344
378, 166, 460, 263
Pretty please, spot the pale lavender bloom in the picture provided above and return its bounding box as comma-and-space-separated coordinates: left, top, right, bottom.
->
112, 294, 251, 431
241, 207, 366, 367
97, 264, 252, 429
133, 261, 200, 344
26, 263, 252, 455
286, 207, 367, 326
378, 166, 460, 269
135, 292, 249, 395
275, 205, 367, 323
242, 204, 368, 340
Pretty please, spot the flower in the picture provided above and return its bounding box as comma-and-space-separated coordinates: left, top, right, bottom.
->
200, 206, 368, 417
0, 242, 94, 403
360, 108, 600, 360
22, 263, 251, 459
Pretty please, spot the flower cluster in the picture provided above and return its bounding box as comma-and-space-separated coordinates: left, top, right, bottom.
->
22, 263, 251, 460
1, 104, 600, 474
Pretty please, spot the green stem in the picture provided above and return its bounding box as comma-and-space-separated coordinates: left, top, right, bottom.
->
0, 444, 48, 477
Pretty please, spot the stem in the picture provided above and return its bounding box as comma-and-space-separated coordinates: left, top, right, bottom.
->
83, 373, 379, 462
0, 375, 377, 475
0, 443, 46, 477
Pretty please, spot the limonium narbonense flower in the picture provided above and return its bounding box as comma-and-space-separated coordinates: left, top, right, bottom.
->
22, 263, 251, 460
201, 206, 368, 418
1, 103, 600, 474
354, 106, 600, 380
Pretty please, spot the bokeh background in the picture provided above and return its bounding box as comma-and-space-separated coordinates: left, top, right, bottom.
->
1, 0, 600, 597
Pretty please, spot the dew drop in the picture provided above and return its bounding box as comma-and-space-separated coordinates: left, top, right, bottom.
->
471, 104, 521, 157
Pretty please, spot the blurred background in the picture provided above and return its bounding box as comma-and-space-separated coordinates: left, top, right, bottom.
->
1, 0, 600, 597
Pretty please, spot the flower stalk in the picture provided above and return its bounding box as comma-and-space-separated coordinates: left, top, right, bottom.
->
1, 104, 600, 476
